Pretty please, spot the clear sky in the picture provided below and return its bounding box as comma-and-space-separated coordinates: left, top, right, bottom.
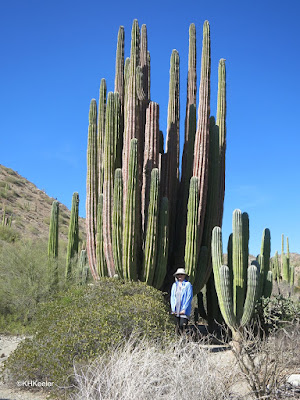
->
1, 0, 299, 256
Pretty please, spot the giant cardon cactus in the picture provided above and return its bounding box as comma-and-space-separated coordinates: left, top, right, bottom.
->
85, 19, 227, 296
211, 209, 272, 340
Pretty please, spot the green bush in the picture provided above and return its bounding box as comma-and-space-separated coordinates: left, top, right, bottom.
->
3, 280, 175, 392
0, 239, 68, 332
258, 294, 300, 333
0, 225, 20, 243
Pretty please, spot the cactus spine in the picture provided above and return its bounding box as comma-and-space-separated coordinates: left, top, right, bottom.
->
65, 192, 79, 280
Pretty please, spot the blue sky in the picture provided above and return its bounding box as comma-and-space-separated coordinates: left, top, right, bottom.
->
1, 0, 299, 256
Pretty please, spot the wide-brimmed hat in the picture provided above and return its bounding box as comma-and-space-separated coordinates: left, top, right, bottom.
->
173, 268, 188, 277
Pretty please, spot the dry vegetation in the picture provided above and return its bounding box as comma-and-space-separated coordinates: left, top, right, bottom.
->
0, 164, 85, 243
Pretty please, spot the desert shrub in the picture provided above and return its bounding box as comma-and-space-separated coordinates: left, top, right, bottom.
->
3, 280, 175, 392
72, 336, 235, 400
230, 323, 300, 399
0, 225, 20, 243
5, 175, 21, 185
257, 295, 300, 333
0, 239, 68, 332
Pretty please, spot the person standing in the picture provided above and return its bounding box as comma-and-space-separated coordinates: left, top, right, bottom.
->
170, 268, 193, 333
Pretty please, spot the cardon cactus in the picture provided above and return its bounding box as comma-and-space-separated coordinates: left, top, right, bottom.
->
48, 200, 59, 290
211, 209, 271, 339
65, 192, 79, 280
85, 19, 227, 298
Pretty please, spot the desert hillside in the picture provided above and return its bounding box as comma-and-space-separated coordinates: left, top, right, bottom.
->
0, 164, 85, 243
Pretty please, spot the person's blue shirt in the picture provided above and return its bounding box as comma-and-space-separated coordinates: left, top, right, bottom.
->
170, 280, 193, 317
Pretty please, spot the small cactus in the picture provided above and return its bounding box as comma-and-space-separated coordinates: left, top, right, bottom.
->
211, 209, 271, 338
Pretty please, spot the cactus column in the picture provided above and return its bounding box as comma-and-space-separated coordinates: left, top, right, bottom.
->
193, 20, 211, 246
165, 49, 180, 258
48, 200, 59, 290
86, 99, 99, 280
65, 192, 79, 280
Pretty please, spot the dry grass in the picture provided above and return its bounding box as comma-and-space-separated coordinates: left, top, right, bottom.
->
72, 336, 238, 400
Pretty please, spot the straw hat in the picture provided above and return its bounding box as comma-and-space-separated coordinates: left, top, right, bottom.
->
173, 268, 188, 277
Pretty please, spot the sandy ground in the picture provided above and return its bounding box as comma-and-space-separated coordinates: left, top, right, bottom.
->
0, 335, 50, 400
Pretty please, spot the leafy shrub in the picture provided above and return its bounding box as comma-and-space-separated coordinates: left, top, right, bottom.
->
258, 295, 300, 333
3, 280, 175, 392
0, 239, 68, 332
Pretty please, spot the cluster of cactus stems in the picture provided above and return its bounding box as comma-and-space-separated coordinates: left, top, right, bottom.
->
86, 19, 226, 292
211, 209, 272, 339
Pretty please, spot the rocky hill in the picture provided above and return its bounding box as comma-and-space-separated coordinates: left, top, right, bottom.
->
0, 164, 85, 243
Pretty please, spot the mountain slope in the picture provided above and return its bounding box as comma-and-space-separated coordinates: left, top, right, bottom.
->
0, 164, 85, 243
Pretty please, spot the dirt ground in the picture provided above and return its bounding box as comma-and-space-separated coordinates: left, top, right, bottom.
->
0, 333, 255, 400
0, 335, 50, 400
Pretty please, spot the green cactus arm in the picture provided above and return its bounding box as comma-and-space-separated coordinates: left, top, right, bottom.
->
165, 49, 179, 250
184, 177, 199, 285
65, 192, 79, 280
193, 246, 208, 295
192, 21, 210, 250
289, 265, 294, 286
241, 263, 259, 327
140, 24, 149, 101
141, 102, 160, 235
86, 99, 98, 280
123, 138, 138, 281
97, 79, 107, 196
282, 254, 289, 282
219, 264, 236, 329
96, 194, 108, 277
232, 209, 247, 321
260, 228, 271, 283
257, 254, 265, 299
136, 65, 146, 101
112, 169, 123, 279
114, 92, 122, 169
48, 200, 59, 259
48, 200, 59, 290
211, 226, 233, 323
142, 168, 160, 285
216, 59, 226, 225
263, 270, 273, 298
152, 197, 169, 290
114, 26, 125, 107
103, 92, 116, 277
122, 20, 140, 203
78, 249, 88, 285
